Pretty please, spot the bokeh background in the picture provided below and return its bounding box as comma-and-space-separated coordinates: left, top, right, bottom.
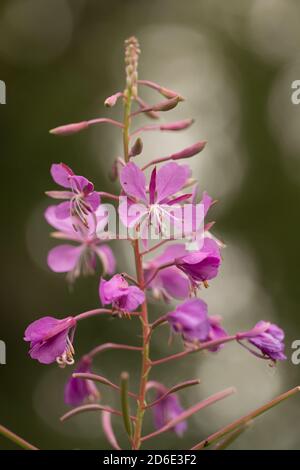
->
1, 0, 300, 450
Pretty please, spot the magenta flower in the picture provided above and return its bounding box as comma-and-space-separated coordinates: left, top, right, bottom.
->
167, 298, 210, 342
239, 321, 286, 361
206, 316, 228, 352
152, 389, 187, 436
99, 274, 145, 312
24, 316, 76, 366
167, 298, 227, 351
144, 244, 190, 301
45, 205, 116, 283
64, 356, 99, 406
175, 237, 222, 287
119, 162, 191, 239
47, 163, 100, 227
184, 186, 214, 250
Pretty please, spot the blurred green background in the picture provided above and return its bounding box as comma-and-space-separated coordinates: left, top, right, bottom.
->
1, 0, 300, 450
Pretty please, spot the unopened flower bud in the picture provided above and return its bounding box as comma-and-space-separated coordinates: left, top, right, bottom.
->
104, 92, 123, 107
129, 137, 143, 157
160, 119, 194, 131
50, 121, 89, 136
151, 95, 183, 112
170, 141, 206, 160
138, 79, 183, 100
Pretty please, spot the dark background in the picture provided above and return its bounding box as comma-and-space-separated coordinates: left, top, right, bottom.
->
1, 0, 300, 450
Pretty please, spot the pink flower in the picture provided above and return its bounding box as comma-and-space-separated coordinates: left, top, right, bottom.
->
152, 387, 187, 436
239, 321, 286, 361
99, 274, 145, 312
45, 206, 116, 283
24, 316, 76, 366
119, 162, 192, 239
47, 163, 100, 228
167, 299, 227, 349
144, 244, 190, 301
175, 237, 222, 287
64, 357, 99, 406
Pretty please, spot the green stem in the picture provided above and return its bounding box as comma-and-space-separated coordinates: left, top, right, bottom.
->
191, 386, 300, 450
0, 424, 38, 450
123, 88, 132, 163
120, 372, 133, 438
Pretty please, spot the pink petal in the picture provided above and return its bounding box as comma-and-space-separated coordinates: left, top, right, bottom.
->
50, 163, 74, 188
47, 245, 83, 272
85, 192, 100, 211
201, 191, 213, 216
29, 330, 68, 364
120, 162, 147, 202
95, 245, 116, 275
156, 163, 191, 203
122, 286, 145, 311
149, 167, 157, 204
118, 198, 148, 228
155, 244, 188, 265
55, 201, 71, 219
69, 175, 91, 193
159, 267, 190, 299
24, 316, 61, 342
44, 206, 74, 233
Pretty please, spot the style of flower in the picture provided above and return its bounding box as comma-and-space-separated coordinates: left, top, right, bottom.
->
64, 356, 99, 406
45, 205, 116, 283
175, 237, 222, 288
119, 161, 192, 240
239, 321, 286, 361
152, 389, 187, 436
24, 316, 76, 366
143, 244, 190, 301
47, 163, 100, 228
99, 274, 145, 312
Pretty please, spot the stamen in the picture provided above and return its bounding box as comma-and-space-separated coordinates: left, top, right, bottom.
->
56, 337, 75, 368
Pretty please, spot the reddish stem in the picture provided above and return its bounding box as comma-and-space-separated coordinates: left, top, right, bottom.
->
141, 387, 236, 442
75, 308, 140, 322
88, 342, 142, 360
60, 404, 137, 423
72, 372, 139, 399
151, 335, 237, 366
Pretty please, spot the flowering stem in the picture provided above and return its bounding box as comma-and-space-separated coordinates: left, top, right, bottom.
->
122, 43, 152, 448
131, 238, 151, 449
191, 386, 300, 450
123, 88, 132, 163
0, 424, 38, 450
